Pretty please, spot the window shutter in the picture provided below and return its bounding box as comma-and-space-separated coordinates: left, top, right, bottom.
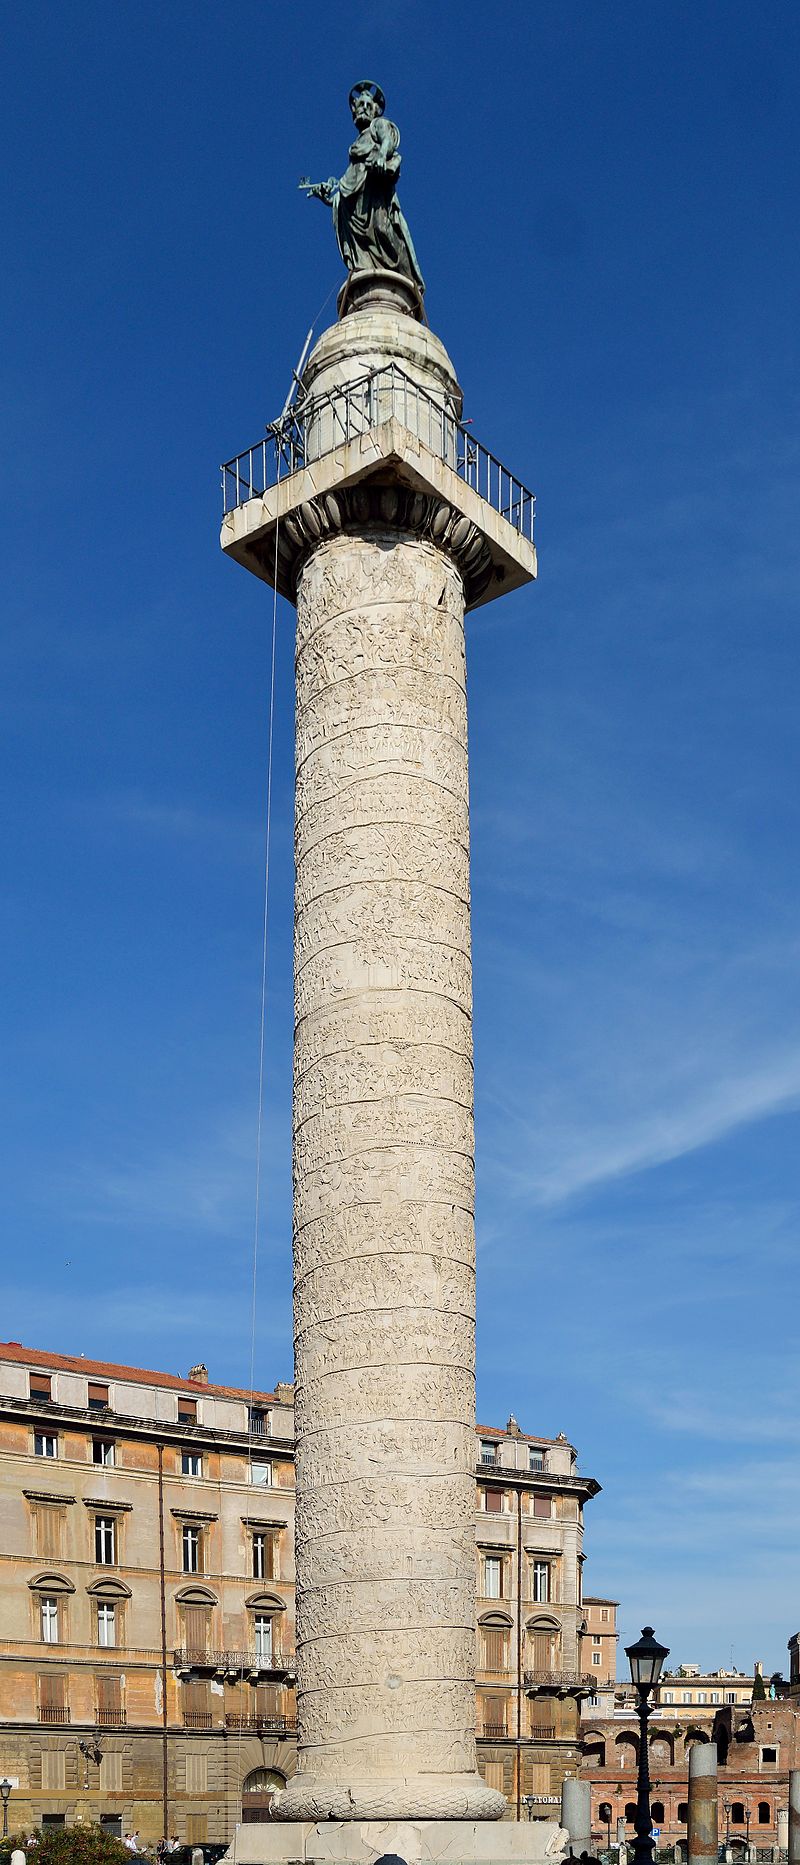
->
255, 1684, 281, 1720
532, 1629, 554, 1671
35, 1505, 65, 1559
184, 1606, 210, 1652
184, 1679, 210, 1714
96, 1673, 121, 1711
485, 1489, 503, 1513
39, 1673, 66, 1711
482, 1627, 508, 1670
533, 1492, 551, 1517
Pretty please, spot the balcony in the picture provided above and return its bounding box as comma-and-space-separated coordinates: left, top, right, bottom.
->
173, 1647, 292, 1678
529, 1724, 557, 1740
481, 1722, 508, 1741
525, 1669, 597, 1692
225, 1714, 297, 1737
96, 1708, 126, 1726
182, 1711, 213, 1730
38, 1705, 70, 1724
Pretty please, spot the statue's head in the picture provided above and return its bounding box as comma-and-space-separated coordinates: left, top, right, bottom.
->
349, 81, 385, 128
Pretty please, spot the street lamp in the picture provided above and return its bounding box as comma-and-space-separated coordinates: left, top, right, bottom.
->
522, 1795, 535, 1821
0, 1779, 11, 1839
723, 1801, 731, 1846
625, 1627, 670, 1865
744, 1809, 751, 1850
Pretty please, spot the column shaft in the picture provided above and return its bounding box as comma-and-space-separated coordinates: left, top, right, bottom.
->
278, 529, 502, 1822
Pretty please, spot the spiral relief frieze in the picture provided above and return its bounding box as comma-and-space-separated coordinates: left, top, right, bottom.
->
281, 522, 502, 1824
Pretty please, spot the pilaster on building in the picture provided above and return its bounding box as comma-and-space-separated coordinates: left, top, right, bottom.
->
0, 1342, 600, 1841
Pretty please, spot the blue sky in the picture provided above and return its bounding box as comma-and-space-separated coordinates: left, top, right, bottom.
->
3, 2, 799, 1675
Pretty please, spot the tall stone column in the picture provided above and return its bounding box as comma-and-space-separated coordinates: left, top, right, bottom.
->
221, 294, 536, 1839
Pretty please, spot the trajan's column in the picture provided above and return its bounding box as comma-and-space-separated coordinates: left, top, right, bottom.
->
221, 83, 546, 1865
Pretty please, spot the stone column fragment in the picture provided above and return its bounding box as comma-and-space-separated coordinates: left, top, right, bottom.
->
688, 1743, 718, 1865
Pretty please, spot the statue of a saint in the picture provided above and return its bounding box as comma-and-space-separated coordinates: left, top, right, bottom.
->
300, 82, 424, 295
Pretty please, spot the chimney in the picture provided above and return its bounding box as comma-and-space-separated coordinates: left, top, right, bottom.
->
188, 1363, 208, 1385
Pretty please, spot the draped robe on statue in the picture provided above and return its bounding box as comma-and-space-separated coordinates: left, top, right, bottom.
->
333, 115, 425, 291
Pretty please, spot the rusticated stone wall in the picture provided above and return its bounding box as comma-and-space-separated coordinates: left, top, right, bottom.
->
278, 530, 503, 1821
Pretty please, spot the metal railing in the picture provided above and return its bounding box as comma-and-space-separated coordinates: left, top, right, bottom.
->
529, 1724, 556, 1740
38, 1705, 70, 1723
174, 1646, 290, 1673
481, 1721, 508, 1740
182, 1710, 213, 1729
96, 1708, 126, 1726
525, 1668, 597, 1689
225, 1713, 297, 1736
221, 365, 535, 546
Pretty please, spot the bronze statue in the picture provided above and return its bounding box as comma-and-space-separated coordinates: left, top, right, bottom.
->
300, 82, 424, 294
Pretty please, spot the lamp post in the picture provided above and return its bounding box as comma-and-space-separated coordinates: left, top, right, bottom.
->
0, 1779, 11, 1838
605, 1807, 613, 1853
723, 1801, 731, 1847
625, 1627, 670, 1865
744, 1808, 751, 1851
522, 1795, 535, 1822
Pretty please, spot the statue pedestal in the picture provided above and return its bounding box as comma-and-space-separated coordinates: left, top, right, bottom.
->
223, 1819, 568, 1865
337, 266, 425, 321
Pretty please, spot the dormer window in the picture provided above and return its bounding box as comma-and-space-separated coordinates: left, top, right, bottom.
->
30, 1372, 52, 1401
529, 1448, 545, 1472
177, 1397, 197, 1424
88, 1381, 109, 1411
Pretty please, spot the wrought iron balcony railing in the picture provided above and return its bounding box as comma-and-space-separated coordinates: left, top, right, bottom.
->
95, 1708, 126, 1726
481, 1721, 508, 1740
225, 1713, 297, 1736
182, 1711, 213, 1730
38, 1705, 70, 1723
525, 1668, 597, 1690
221, 365, 535, 546
173, 1646, 292, 1675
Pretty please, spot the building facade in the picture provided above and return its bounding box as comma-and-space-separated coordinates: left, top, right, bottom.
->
0, 1345, 601, 1842
579, 1671, 797, 1852
579, 1598, 618, 1686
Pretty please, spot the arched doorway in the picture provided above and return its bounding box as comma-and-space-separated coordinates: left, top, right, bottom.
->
242, 1767, 286, 1823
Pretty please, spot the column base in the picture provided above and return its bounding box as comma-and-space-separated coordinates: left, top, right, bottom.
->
223, 1817, 568, 1865
273, 1775, 505, 1823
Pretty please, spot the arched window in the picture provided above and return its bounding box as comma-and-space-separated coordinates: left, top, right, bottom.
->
758, 1804, 771, 1825
651, 1803, 665, 1824
242, 1767, 285, 1825
583, 1738, 606, 1768
616, 1732, 639, 1766
731, 1804, 745, 1825
678, 1803, 689, 1823
650, 1733, 673, 1766
599, 1804, 612, 1825
625, 1805, 638, 1825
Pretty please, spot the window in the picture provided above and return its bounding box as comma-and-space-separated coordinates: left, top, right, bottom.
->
182, 1524, 201, 1573
662, 1689, 674, 1703
725, 1691, 736, 1703
88, 1381, 109, 1411
182, 1677, 211, 1728
42, 1752, 66, 1792
532, 1492, 551, 1518
481, 1624, 509, 1669
651, 1804, 665, 1825
182, 1449, 202, 1477
41, 1596, 59, 1643
592, 1652, 602, 1666
531, 1561, 550, 1603
758, 1805, 771, 1825
95, 1515, 116, 1564
35, 1431, 57, 1458
593, 1635, 602, 1646
251, 1460, 273, 1487
529, 1448, 545, 1472
677, 1805, 689, 1824
30, 1372, 52, 1400
711, 1691, 720, 1703
484, 1556, 503, 1599
253, 1531, 277, 1581
96, 1672, 123, 1725
177, 1396, 197, 1423
97, 1602, 116, 1647
249, 1407, 271, 1438
254, 1614, 273, 1662
731, 1805, 745, 1825
481, 1441, 497, 1466
682, 1690, 692, 1702
601, 1608, 610, 1623
698, 1691, 707, 1702
625, 1805, 638, 1825
183, 1604, 210, 1654
100, 1810, 122, 1834
761, 1747, 778, 1765
481, 1696, 507, 1739
38, 1674, 68, 1723
93, 1438, 115, 1465
599, 1805, 613, 1825
41, 1816, 66, 1830
484, 1488, 503, 1513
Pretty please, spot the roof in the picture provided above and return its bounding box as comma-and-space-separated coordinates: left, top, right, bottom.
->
476, 1422, 573, 1450
584, 1596, 619, 1606
0, 1341, 282, 1408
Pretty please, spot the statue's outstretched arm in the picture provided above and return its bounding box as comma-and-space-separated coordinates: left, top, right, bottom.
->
299, 175, 339, 205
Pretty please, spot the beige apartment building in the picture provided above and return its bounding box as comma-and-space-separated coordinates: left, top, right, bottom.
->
0, 1344, 601, 1842
579, 1598, 618, 1686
